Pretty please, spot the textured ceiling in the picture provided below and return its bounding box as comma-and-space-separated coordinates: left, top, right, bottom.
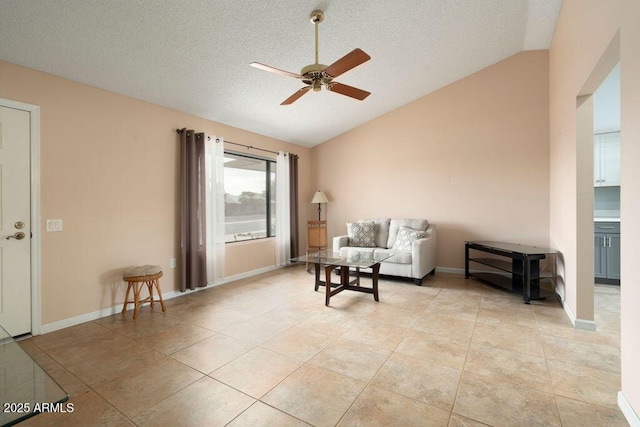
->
0, 0, 562, 147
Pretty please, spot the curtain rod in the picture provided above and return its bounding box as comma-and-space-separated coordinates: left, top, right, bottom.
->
176, 128, 281, 156
222, 140, 280, 156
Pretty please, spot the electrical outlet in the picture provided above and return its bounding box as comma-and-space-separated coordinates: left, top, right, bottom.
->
170, 258, 176, 269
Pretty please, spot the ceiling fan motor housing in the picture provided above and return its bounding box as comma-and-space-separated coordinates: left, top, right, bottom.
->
300, 64, 326, 75
301, 63, 332, 90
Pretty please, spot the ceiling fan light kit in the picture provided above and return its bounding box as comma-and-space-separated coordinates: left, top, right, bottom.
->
250, 9, 371, 105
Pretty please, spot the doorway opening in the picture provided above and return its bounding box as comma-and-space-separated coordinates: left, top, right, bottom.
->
592, 63, 621, 334
574, 31, 619, 330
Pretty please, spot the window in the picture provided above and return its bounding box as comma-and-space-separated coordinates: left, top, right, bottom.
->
223, 152, 276, 242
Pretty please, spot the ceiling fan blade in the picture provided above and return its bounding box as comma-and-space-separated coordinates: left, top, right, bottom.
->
323, 48, 371, 78
250, 62, 302, 79
328, 82, 370, 101
281, 87, 311, 105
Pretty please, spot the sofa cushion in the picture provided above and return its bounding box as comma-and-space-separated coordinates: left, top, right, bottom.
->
392, 225, 426, 251
374, 248, 413, 264
387, 219, 429, 248
346, 222, 376, 247
359, 218, 391, 248
339, 247, 376, 258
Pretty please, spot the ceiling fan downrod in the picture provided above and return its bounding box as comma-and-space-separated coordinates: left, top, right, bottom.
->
310, 10, 324, 66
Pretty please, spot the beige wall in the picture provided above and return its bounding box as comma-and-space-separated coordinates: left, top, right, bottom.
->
312, 51, 550, 269
550, 0, 640, 418
549, 0, 621, 322
0, 60, 312, 325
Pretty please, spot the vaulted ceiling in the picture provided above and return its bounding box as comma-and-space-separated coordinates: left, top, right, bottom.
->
0, 0, 562, 147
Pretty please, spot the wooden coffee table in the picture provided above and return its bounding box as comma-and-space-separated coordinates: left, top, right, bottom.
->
291, 250, 392, 305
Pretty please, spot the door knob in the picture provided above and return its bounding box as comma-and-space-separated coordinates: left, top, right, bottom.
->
5, 232, 25, 240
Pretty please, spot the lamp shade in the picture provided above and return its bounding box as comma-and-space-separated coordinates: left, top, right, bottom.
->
311, 191, 329, 204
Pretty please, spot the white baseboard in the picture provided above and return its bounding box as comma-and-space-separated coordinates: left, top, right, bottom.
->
39, 264, 282, 335
619, 391, 640, 427
574, 317, 597, 331
560, 297, 597, 331
216, 264, 281, 284
561, 300, 577, 326
40, 306, 123, 334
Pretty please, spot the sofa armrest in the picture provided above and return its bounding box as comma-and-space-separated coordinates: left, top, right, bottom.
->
411, 225, 437, 279
333, 235, 349, 252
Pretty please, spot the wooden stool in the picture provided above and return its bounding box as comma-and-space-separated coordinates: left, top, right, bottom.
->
122, 265, 166, 320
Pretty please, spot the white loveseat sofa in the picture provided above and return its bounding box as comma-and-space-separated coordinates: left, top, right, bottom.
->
333, 218, 437, 285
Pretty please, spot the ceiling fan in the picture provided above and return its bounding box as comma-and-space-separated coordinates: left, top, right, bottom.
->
250, 10, 371, 105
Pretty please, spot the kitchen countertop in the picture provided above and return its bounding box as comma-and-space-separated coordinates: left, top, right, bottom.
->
595, 217, 620, 222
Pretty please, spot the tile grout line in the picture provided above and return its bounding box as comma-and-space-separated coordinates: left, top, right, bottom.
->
448, 285, 484, 425
332, 287, 416, 426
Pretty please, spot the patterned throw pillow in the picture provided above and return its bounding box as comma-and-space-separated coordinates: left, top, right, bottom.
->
392, 225, 426, 251
346, 222, 376, 247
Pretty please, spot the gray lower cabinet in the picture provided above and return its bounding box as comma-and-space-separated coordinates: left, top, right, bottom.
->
594, 222, 620, 283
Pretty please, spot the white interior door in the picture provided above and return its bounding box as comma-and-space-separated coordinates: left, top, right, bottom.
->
0, 105, 31, 336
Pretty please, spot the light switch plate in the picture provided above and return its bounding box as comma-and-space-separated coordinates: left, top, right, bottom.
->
46, 219, 63, 232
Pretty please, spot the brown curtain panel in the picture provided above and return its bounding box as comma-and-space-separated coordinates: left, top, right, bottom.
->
289, 154, 300, 258
179, 129, 207, 291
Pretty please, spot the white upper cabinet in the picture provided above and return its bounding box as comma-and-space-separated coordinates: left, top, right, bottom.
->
594, 131, 620, 187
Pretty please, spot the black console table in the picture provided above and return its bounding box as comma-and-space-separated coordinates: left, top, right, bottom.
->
465, 241, 557, 303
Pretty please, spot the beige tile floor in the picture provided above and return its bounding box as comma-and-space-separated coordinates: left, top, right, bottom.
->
19, 268, 627, 426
